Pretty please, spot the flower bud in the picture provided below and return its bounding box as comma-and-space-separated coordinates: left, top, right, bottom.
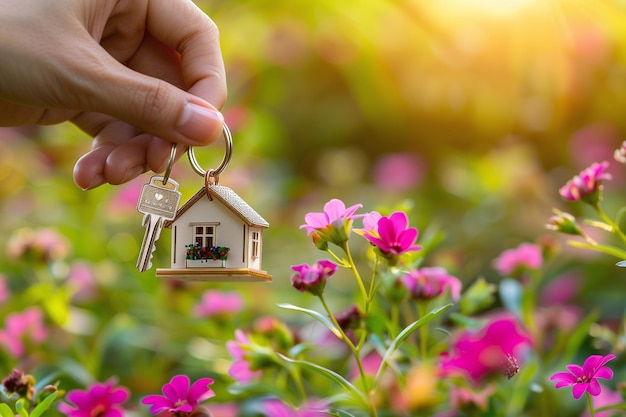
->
545, 209, 583, 236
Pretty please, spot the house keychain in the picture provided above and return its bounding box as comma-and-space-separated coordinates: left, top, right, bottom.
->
144, 123, 272, 283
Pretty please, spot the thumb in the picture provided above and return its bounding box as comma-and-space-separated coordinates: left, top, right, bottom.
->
67, 41, 224, 146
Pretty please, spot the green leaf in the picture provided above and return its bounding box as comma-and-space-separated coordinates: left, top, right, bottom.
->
595, 403, 626, 413
277, 304, 341, 338
15, 399, 28, 417
31, 391, 58, 417
275, 354, 368, 407
375, 303, 452, 384
0, 403, 14, 417
34, 370, 62, 394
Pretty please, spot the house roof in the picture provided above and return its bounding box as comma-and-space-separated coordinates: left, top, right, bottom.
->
165, 185, 269, 228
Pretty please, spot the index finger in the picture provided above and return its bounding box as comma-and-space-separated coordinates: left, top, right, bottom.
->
147, 0, 227, 109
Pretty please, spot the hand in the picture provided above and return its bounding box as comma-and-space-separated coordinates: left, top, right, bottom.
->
0, 0, 226, 189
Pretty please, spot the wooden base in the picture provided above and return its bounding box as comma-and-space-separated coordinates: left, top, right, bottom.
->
155, 267, 272, 282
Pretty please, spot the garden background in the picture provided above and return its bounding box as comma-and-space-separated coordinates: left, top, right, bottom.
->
2, 1, 626, 416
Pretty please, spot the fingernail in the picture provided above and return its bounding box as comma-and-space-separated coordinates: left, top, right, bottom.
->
177, 102, 224, 144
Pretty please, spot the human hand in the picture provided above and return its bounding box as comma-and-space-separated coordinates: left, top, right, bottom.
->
0, 0, 226, 189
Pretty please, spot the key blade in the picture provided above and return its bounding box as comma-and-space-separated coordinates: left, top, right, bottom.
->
137, 215, 163, 272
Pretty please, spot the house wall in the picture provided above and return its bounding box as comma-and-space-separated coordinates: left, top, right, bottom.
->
248, 226, 263, 270
170, 195, 249, 269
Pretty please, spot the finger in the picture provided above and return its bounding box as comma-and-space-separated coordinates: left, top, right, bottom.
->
145, 0, 227, 109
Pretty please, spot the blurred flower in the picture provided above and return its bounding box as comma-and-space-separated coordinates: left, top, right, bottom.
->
363, 212, 422, 264
333, 304, 362, 332
291, 260, 337, 296
401, 267, 462, 301
2, 369, 35, 399
7, 228, 71, 263
226, 330, 263, 384
193, 290, 244, 318
550, 354, 616, 400
300, 199, 363, 247
262, 398, 329, 416
67, 261, 98, 303
0, 307, 47, 357
493, 243, 543, 278
614, 141, 626, 164
394, 365, 438, 411
449, 385, 496, 412
372, 153, 425, 192
440, 316, 532, 383
546, 209, 583, 236
582, 385, 624, 417
208, 403, 239, 417
141, 375, 215, 415
559, 161, 611, 206
59, 380, 129, 417
253, 316, 295, 352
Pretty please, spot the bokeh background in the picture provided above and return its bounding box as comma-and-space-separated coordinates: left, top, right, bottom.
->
2, 0, 626, 413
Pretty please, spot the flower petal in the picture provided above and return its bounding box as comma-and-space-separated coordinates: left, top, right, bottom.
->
565, 364, 584, 377
587, 378, 602, 396
163, 375, 189, 402
572, 383, 588, 400
594, 366, 614, 380
550, 372, 577, 384
188, 378, 215, 404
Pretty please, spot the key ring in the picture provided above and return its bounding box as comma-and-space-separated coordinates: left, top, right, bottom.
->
187, 123, 232, 185
162, 143, 177, 186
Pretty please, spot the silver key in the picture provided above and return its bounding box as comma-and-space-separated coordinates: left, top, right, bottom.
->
136, 176, 181, 272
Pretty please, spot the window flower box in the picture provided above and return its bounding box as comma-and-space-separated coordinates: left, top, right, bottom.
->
185, 243, 229, 268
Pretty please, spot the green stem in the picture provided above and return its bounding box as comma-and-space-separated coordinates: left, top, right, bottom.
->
417, 302, 429, 361
318, 294, 377, 417
596, 204, 626, 246
341, 242, 369, 305
587, 392, 595, 417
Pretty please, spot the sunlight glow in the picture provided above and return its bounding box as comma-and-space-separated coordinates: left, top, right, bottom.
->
435, 0, 541, 18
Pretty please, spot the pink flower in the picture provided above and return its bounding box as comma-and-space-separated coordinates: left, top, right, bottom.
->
67, 261, 97, 302
440, 316, 532, 383
0, 276, 10, 304
291, 260, 337, 296
559, 161, 612, 205
493, 243, 543, 277
363, 212, 421, 261
401, 267, 462, 301
141, 375, 215, 415
59, 380, 129, 417
300, 199, 363, 247
550, 354, 616, 399
0, 307, 47, 357
372, 153, 425, 191
193, 290, 244, 318
226, 330, 263, 383
355, 211, 382, 237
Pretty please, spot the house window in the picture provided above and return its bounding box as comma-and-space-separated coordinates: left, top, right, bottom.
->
193, 224, 217, 247
251, 231, 260, 258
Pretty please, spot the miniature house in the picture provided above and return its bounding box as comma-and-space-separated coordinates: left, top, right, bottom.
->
155, 185, 272, 282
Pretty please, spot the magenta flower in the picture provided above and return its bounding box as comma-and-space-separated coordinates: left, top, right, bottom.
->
559, 161, 612, 205
193, 290, 244, 318
291, 260, 337, 296
141, 375, 215, 415
300, 199, 363, 247
226, 330, 263, 383
0, 307, 47, 357
440, 316, 532, 383
550, 354, 616, 400
401, 267, 462, 301
363, 212, 421, 262
59, 380, 129, 417
493, 243, 543, 278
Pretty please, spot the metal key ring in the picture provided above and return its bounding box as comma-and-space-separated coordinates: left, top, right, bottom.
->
162, 143, 177, 186
187, 123, 232, 184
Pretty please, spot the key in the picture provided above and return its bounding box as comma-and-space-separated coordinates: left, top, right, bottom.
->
136, 176, 181, 272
